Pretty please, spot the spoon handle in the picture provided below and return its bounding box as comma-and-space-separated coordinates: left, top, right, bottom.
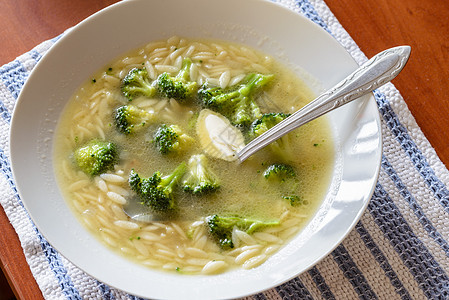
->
237, 45, 411, 163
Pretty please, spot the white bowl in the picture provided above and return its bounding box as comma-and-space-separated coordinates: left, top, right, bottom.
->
10, 0, 381, 299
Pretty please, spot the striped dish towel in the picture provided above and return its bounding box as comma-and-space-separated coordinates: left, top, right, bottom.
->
1, 0, 448, 299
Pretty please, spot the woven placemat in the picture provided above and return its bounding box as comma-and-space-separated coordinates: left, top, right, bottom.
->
0, 0, 448, 299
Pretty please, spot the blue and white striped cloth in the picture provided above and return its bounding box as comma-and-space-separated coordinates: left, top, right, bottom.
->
1, 0, 448, 299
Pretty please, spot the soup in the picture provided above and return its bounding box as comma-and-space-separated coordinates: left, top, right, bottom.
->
53, 36, 334, 274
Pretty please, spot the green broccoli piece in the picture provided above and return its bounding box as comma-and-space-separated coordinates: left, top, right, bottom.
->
182, 154, 220, 195
198, 73, 274, 126
73, 140, 118, 176
128, 162, 187, 211
282, 195, 305, 207
114, 105, 153, 134
250, 113, 293, 161
157, 57, 198, 101
263, 163, 302, 205
206, 214, 280, 249
263, 163, 296, 181
153, 124, 193, 154
121, 68, 157, 101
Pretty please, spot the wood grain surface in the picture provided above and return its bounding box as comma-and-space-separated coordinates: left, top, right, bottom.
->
325, 0, 449, 168
0, 0, 447, 298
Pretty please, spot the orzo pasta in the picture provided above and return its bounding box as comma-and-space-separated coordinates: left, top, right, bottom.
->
53, 36, 334, 274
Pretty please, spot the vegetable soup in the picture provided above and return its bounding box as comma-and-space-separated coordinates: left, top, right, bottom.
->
53, 36, 334, 274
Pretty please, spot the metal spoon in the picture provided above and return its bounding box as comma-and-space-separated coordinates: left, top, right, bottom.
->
123, 196, 164, 222
124, 46, 411, 222
236, 45, 411, 163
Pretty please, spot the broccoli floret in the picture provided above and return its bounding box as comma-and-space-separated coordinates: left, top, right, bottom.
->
73, 140, 118, 176
251, 113, 291, 135
263, 163, 302, 205
153, 124, 193, 154
121, 68, 157, 101
182, 154, 220, 195
114, 105, 153, 134
282, 195, 305, 207
250, 113, 293, 161
198, 73, 274, 126
206, 214, 279, 249
263, 163, 296, 181
157, 57, 198, 101
129, 162, 187, 211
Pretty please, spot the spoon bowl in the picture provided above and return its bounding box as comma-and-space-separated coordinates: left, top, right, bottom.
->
123, 197, 165, 222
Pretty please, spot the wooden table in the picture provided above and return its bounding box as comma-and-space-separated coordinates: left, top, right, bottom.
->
0, 0, 447, 298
